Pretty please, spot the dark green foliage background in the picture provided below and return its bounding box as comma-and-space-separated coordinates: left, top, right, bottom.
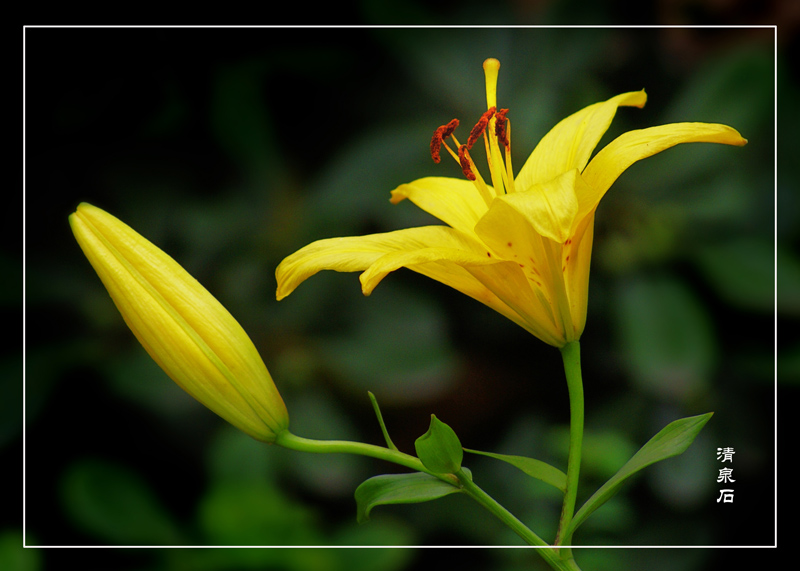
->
20, 7, 788, 571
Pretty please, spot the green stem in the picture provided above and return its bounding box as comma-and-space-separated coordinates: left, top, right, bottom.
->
455, 470, 580, 571
275, 431, 581, 570
453, 469, 548, 547
554, 340, 585, 551
275, 430, 441, 476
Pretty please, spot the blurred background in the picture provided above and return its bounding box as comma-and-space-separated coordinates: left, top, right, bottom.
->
19, 5, 791, 571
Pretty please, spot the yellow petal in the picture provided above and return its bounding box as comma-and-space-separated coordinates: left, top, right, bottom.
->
352, 227, 570, 346
407, 256, 550, 339
465, 262, 565, 346
473, 172, 594, 344
358, 234, 568, 346
390, 176, 490, 235
561, 211, 595, 338
515, 90, 647, 192
580, 122, 748, 214
276, 226, 491, 299
276, 236, 383, 301
360, 244, 497, 295
484, 169, 583, 244
70, 203, 288, 442
276, 225, 544, 334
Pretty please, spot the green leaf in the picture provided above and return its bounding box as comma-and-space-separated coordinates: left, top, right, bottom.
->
198, 481, 321, 546
0, 529, 42, 569
414, 415, 463, 474
355, 472, 463, 524
565, 412, 713, 538
694, 237, 785, 315
614, 275, 716, 401
463, 448, 567, 493
369, 391, 398, 451
60, 458, 181, 545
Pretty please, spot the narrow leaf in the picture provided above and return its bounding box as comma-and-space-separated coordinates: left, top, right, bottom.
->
355, 472, 463, 524
463, 448, 567, 493
566, 412, 713, 538
368, 391, 398, 450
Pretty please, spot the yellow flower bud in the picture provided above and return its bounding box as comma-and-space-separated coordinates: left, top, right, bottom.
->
69, 202, 289, 442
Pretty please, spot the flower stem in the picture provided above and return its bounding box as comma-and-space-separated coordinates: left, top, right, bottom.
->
454, 469, 548, 546
275, 430, 581, 569
274, 431, 438, 476
554, 340, 585, 552
455, 470, 581, 570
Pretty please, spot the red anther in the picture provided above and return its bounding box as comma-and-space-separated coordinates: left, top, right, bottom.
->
430, 118, 460, 163
494, 108, 510, 148
467, 106, 496, 149
458, 144, 476, 181
442, 118, 459, 139
430, 126, 445, 163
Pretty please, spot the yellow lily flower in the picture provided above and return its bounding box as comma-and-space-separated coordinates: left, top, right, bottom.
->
276, 58, 746, 347
70, 203, 289, 442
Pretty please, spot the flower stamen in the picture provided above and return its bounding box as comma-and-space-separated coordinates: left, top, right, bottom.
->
494, 108, 510, 149
458, 144, 476, 181
430, 118, 460, 163
427, 61, 514, 201
467, 107, 496, 150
